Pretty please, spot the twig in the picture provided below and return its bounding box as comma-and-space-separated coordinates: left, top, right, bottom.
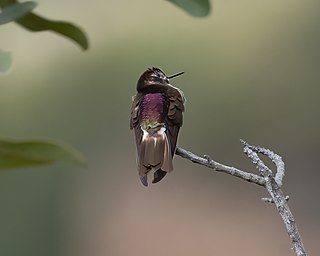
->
175, 143, 307, 256
175, 147, 265, 186
262, 195, 290, 203
241, 139, 285, 187
241, 140, 306, 256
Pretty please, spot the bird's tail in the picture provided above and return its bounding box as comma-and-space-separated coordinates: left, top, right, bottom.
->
138, 129, 173, 186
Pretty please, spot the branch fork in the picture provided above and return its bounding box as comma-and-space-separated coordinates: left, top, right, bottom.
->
175, 140, 307, 256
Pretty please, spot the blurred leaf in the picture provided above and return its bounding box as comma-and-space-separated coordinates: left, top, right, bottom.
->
0, 0, 89, 50
15, 13, 89, 50
0, 49, 12, 73
167, 0, 211, 17
0, 138, 87, 170
0, 1, 36, 25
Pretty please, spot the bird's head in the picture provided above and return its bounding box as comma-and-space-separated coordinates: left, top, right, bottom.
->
136, 67, 184, 92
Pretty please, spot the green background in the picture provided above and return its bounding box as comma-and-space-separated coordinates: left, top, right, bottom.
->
1, 0, 319, 255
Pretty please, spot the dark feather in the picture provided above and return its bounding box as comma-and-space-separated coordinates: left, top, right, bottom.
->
152, 169, 167, 184
165, 86, 185, 157
130, 93, 143, 153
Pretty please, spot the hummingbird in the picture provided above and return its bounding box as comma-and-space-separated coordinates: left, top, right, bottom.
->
130, 67, 185, 186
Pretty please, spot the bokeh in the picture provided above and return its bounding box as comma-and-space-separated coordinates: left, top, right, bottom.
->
1, 0, 320, 255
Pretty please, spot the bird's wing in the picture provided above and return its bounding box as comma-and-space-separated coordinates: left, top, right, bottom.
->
165, 86, 185, 157
130, 94, 144, 152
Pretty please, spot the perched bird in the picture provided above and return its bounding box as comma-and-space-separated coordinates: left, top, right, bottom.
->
130, 67, 185, 186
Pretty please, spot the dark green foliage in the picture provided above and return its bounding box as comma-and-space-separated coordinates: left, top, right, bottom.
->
167, 0, 211, 17
0, 0, 89, 50
0, 138, 86, 170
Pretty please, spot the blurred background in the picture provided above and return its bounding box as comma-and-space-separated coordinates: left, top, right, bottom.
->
1, 0, 320, 255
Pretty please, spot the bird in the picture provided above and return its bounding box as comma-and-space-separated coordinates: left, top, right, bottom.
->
130, 67, 185, 186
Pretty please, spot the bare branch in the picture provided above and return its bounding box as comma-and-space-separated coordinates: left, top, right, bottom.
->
241, 141, 306, 256
241, 139, 285, 186
175, 147, 265, 186
175, 143, 307, 256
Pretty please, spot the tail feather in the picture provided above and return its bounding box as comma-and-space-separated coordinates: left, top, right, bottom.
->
161, 133, 173, 172
138, 129, 173, 185
140, 175, 148, 187
152, 169, 167, 184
